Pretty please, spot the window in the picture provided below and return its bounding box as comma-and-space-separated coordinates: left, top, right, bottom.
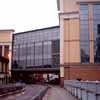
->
43, 41, 52, 65
94, 39, 100, 63
93, 4, 100, 63
80, 4, 90, 63
52, 54, 60, 67
34, 42, 43, 66
0, 46, 2, 56
98, 24, 100, 34
80, 42, 89, 63
52, 40, 60, 53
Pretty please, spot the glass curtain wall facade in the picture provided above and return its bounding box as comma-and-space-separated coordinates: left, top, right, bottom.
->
12, 26, 60, 68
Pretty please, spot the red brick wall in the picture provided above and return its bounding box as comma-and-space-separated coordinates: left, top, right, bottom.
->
64, 65, 100, 81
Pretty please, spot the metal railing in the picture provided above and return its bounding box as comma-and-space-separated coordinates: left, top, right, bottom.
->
64, 80, 100, 100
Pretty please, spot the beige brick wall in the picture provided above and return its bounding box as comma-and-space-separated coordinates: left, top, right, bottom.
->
63, 18, 80, 63
0, 32, 11, 42
63, 0, 79, 12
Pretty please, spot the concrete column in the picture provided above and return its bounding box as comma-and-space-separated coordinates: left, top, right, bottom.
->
60, 17, 65, 65
9, 31, 13, 76
60, 16, 65, 87
8, 45, 12, 76
60, 0, 64, 12
60, 66, 64, 87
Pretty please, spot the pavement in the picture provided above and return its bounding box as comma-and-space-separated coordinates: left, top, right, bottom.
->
0, 85, 48, 100
0, 85, 78, 100
43, 86, 78, 100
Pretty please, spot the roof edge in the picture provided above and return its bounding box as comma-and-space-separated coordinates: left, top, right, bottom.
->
15, 26, 60, 35
0, 29, 15, 32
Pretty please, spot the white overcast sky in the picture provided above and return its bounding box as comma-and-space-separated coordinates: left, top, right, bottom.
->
0, 0, 59, 32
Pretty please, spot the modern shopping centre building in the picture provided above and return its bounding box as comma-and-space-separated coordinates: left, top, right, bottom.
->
58, 0, 100, 86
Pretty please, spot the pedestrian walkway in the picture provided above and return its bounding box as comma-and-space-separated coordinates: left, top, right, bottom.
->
43, 86, 78, 100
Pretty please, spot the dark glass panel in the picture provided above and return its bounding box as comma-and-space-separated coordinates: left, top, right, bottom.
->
94, 38, 100, 63
43, 41, 52, 65
52, 54, 60, 67
98, 24, 100, 35
80, 42, 90, 63
35, 42, 43, 66
30, 43, 35, 66
52, 40, 60, 53
80, 21, 89, 42
0, 46, 2, 56
93, 4, 100, 63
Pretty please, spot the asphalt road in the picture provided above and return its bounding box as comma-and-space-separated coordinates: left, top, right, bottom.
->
0, 85, 47, 100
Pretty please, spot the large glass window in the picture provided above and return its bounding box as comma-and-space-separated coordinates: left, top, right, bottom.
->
80, 42, 89, 63
94, 24, 100, 63
43, 41, 52, 65
35, 42, 43, 66
52, 40, 60, 53
80, 4, 90, 63
27, 43, 32, 66
30, 43, 35, 66
97, 24, 100, 34
93, 4, 100, 63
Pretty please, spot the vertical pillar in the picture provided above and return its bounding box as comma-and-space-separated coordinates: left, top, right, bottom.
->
60, 0, 64, 12
59, 0, 65, 86
9, 31, 13, 77
60, 17, 65, 87
5, 63, 8, 84
60, 66, 64, 87
2, 45, 4, 56
8, 46, 11, 76
88, 4, 94, 64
